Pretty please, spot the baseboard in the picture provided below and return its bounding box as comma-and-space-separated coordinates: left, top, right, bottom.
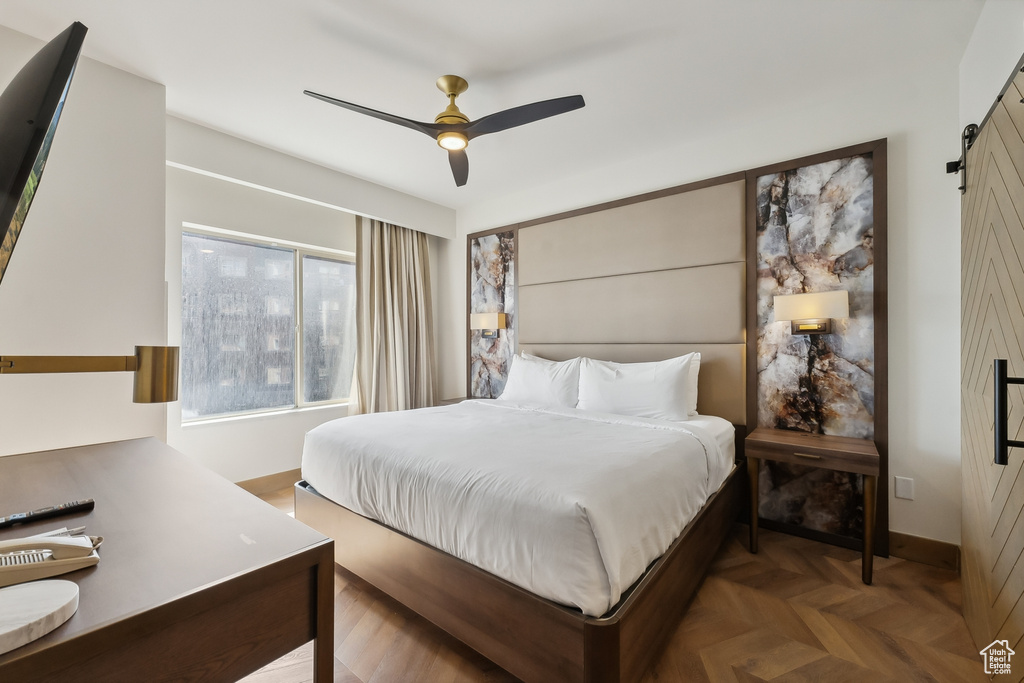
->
236, 468, 302, 497
889, 531, 960, 572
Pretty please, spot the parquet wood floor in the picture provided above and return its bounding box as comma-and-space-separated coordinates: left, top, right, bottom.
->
242, 487, 986, 682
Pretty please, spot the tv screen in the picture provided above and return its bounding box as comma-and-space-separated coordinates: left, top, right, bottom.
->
0, 22, 87, 287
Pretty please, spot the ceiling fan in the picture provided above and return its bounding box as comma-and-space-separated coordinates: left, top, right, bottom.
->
304, 75, 585, 187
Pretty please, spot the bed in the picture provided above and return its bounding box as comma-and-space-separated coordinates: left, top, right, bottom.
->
297, 176, 747, 681
296, 353, 746, 682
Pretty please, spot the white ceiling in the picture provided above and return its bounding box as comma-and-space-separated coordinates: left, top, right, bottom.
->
0, 0, 984, 211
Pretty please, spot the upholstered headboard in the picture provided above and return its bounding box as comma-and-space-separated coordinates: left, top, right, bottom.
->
516, 175, 747, 425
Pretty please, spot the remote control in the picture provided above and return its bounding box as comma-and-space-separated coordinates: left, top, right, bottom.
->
0, 499, 95, 528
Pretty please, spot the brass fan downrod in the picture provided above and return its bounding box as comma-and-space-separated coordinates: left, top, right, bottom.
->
434, 75, 470, 150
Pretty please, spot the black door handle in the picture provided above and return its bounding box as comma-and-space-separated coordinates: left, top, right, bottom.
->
994, 359, 1024, 466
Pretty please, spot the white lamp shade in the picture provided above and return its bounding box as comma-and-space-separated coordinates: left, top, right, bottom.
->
470, 312, 507, 330
773, 291, 849, 322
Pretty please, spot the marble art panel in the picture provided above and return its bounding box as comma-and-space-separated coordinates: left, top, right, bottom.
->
756, 153, 875, 437
755, 153, 876, 537
758, 463, 864, 539
469, 231, 515, 398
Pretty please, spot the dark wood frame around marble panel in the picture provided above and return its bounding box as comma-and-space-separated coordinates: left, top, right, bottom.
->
745, 139, 888, 556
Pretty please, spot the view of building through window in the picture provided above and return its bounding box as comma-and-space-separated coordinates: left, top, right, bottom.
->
302, 254, 356, 403
181, 232, 355, 420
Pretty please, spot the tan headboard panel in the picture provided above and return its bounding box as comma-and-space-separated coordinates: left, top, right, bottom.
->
519, 179, 744, 285
519, 263, 744, 344
516, 176, 747, 425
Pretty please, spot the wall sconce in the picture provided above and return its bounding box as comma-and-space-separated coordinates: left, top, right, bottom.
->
0, 345, 179, 403
470, 312, 507, 339
773, 291, 849, 335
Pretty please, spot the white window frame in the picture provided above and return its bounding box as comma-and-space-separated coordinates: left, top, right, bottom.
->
181, 222, 356, 423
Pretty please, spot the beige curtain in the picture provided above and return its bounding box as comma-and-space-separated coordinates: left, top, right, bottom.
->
350, 218, 436, 414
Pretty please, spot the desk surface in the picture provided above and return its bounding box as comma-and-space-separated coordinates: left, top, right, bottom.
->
0, 437, 332, 681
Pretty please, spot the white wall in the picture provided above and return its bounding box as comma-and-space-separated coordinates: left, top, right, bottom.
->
960, 0, 1024, 129
0, 26, 168, 457
165, 118, 450, 482
166, 117, 455, 240
439, 46, 967, 545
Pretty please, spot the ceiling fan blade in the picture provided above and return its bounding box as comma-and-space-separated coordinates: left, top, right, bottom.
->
304, 90, 441, 138
448, 149, 469, 187
464, 95, 585, 140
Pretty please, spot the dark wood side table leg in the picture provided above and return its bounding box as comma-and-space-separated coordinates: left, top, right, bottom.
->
314, 543, 335, 682
748, 457, 759, 553
862, 474, 876, 585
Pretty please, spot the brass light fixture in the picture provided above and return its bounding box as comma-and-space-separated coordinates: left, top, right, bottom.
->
470, 312, 507, 339
773, 291, 849, 335
0, 345, 179, 403
436, 132, 468, 151
434, 75, 470, 152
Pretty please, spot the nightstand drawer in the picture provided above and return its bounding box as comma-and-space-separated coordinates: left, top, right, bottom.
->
745, 428, 879, 476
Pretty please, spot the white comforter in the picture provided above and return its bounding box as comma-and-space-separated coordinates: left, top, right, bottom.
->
301, 399, 732, 616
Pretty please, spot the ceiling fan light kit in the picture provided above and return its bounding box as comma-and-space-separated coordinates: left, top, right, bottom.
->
304, 74, 584, 187
436, 131, 468, 151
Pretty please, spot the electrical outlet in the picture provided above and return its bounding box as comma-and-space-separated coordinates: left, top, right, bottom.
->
894, 476, 915, 500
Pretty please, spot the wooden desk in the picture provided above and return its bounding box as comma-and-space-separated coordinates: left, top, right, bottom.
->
745, 427, 880, 584
0, 438, 334, 682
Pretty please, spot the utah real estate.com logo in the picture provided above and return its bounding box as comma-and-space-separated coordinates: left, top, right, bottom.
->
980, 639, 1015, 676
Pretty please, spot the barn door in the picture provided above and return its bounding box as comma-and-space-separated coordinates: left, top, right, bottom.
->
961, 59, 1024, 663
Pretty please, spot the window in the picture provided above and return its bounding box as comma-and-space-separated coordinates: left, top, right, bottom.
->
181, 232, 356, 420
302, 255, 357, 403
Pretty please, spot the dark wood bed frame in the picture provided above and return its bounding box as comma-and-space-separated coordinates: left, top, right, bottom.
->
294, 431, 745, 683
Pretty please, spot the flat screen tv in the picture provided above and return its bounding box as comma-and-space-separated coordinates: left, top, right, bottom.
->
0, 21, 87, 287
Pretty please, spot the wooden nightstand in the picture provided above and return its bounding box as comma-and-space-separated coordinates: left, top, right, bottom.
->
745, 427, 880, 584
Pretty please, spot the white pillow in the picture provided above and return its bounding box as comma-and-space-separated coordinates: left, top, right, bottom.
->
686, 352, 701, 416
577, 354, 697, 421
497, 353, 580, 408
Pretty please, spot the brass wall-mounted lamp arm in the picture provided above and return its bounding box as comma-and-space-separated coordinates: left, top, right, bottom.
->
0, 346, 179, 403
0, 355, 138, 373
